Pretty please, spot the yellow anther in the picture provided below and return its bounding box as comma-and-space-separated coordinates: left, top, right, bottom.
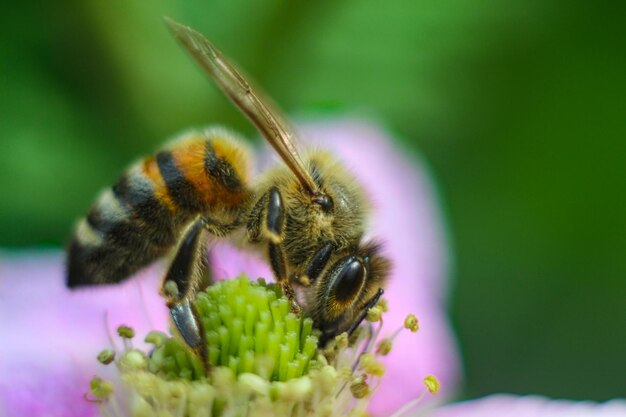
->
334, 332, 349, 349
359, 353, 385, 377
366, 306, 382, 323
376, 338, 393, 356
90, 376, 114, 400
377, 298, 389, 312
350, 375, 370, 399
404, 314, 419, 332
423, 374, 440, 394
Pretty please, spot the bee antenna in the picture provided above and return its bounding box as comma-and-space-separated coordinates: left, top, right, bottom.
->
346, 288, 385, 336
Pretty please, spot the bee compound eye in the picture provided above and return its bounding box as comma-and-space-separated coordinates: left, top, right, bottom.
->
330, 256, 366, 304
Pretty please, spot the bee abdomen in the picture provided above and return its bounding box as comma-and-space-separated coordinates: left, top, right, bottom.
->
67, 170, 185, 286
67, 129, 251, 287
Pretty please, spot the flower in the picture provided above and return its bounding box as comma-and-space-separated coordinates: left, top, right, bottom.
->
3, 118, 623, 417
0, 118, 458, 416
92, 276, 429, 417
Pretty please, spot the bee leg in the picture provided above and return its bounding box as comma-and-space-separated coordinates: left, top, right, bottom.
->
268, 241, 301, 314
245, 193, 267, 243
264, 187, 301, 314
265, 187, 284, 244
161, 218, 209, 370
297, 242, 334, 286
195, 213, 243, 288
346, 288, 385, 337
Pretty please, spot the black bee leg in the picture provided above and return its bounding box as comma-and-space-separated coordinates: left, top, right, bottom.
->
269, 241, 300, 314
195, 212, 243, 288
263, 187, 301, 314
265, 187, 284, 244
161, 218, 209, 370
296, 242, 334, 286
346, 288, 385, 337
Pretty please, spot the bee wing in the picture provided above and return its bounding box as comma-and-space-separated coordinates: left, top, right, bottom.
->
165, 17, 319, 196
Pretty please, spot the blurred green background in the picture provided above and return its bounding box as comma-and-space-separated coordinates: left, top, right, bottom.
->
1, 0, 624, 402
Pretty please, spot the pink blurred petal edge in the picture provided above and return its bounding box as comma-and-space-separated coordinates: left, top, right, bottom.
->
0, 118, 460, 416
425, 394, 626, 417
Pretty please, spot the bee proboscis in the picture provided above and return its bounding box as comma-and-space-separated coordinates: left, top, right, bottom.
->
67, 18, 390, 359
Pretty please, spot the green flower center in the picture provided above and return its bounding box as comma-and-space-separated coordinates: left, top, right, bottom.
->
147, 276, 317, 381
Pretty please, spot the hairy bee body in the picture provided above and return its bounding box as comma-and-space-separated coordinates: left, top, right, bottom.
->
67, 19, 390, 351
68, 126, 388, 339
67, 129, 251, 287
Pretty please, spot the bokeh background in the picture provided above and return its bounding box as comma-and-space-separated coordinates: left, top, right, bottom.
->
1, 0, 624, 403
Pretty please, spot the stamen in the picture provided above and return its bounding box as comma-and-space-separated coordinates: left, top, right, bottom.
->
375, 338, 392, 356
404, 314, 419, 332
117, 325, 135, 339
359, 353, 385, 377
97, 349, 116, 365
423, 374, 440, 394
376, 312, 422, 356
89, 376, 114, 400
350, 374, 370, 398
144, 330, 168, 347
366, 306, 382, 323
388, 375, 441, 417
117, 325, 135, 351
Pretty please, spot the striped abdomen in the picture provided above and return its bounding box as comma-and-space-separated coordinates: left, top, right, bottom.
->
67, 128, 251, 287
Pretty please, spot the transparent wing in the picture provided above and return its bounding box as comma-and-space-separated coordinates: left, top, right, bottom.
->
165, 17, 319, 196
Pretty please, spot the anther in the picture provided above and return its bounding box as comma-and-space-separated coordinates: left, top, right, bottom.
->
366, 306, 382, 323
117, 325, 135, 339
359, 353, 385, 377
89, 376, 114, 400
97, 349, 116, 365
423, 375, 440, 394
404, 314, 419, 332
350, 374, 370, 399
144, 331, 168, 347
376, 338, 393, 356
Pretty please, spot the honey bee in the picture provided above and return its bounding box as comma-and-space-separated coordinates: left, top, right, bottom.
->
67, 18, 390, 355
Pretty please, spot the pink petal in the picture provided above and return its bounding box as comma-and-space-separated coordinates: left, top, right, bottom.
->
300, 119, 461, 413
208, 242, 273, 282
0, 252, 158, 417
427, 394, 626, 417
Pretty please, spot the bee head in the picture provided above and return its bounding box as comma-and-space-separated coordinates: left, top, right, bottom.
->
312, 241, 390, 346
